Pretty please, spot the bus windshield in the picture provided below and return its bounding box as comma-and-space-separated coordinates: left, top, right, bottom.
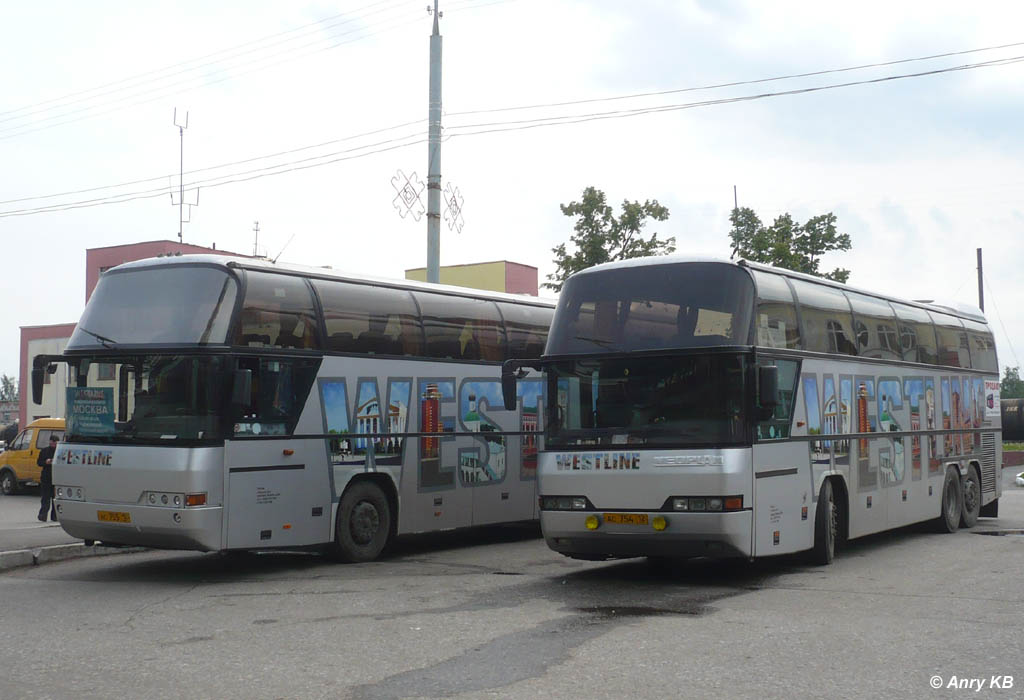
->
67, 265, 238, 350
547, 352, 750, 448
546, 262, 754, 355
65, 355, 232, 445
64, 354, 321, 446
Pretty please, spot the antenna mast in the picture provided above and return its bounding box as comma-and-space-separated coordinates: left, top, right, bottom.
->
173, 109, 189, 242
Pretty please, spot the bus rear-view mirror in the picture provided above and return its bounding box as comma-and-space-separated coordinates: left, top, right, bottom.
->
231, 369, 252, 410
31, 367, 44, 404
501, 360, 520, 411
757, 364, 779, 420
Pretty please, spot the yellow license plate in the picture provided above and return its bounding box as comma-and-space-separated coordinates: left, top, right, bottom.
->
97, 510, 131, 523
604, 513, 649, 526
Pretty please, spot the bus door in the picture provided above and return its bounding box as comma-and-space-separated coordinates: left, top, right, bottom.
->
752, 359, 812, 556
223, 357, 332, 549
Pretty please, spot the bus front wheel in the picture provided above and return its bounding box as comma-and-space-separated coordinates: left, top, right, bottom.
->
810, 479, 837, 565
936, 467, 962, 533
334, 481, 392, 563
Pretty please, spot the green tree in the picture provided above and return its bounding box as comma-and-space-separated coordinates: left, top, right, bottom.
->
1002, 366, 1024, 399
544, 187, 675, 292
728, 207, 852, 283
0, 374, 17, 402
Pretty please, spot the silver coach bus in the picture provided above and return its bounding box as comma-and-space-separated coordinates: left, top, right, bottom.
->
33, 255, 553, 561
502, 256, 1001, 564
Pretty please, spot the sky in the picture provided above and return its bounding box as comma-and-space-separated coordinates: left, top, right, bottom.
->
2, 0, 1023, 383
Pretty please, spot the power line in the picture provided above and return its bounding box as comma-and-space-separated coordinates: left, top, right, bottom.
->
0, 0, 503, 140
0, 3, 426, 141
0, 117, 427, 205
4, 47, 1022, 218
983, 277, 1021, 369
0, 0, 408, 124
445, 39, 1024, 117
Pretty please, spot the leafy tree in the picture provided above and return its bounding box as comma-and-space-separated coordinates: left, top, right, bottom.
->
0, 374, 17, 402
1002, 366, 1024, 399
544, 187, 675, 292
728, 207, 852, 283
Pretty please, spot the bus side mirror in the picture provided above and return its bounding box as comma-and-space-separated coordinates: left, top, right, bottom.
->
231, 369, 252, 410
757, 365, 778, 420
502, 360, 521, 411
32, 368, 44, 405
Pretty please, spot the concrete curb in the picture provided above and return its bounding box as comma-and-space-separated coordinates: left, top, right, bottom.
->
0, 543, 146, 572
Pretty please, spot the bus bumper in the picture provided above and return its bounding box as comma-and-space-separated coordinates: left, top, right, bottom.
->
56, 500, 224, 551
541, 509, 753, 560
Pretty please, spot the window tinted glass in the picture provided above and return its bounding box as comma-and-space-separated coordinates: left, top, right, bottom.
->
846, 292, 899, 359
547, 262, 754, 354
414, 292, 506, 361
497, 302, 552, 359
235, 272, 321, 350
232, 357, 320, 437
68, 266, 238, 349
930, 311, 970, 368
890, 302, 938, 364
314, 280, 422, 356
757, 358, 799, 440
789, 279, 856, 355
962, 319, 998, 372
752, 270, 800, 349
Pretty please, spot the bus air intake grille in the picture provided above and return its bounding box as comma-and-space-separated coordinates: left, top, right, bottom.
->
980, 433, 997, 496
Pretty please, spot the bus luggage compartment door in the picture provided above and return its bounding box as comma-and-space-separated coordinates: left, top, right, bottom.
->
752, 441, 814, 557
224, 439, 331, 549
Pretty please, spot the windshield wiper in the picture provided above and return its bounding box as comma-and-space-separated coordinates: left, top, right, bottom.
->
79, 327, 118, 348
575, 335, 616, 349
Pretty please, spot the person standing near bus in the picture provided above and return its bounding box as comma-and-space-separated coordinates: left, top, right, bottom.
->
37, 434, 58, 522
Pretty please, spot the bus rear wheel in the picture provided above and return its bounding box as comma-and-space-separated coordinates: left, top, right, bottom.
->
334, 481, 392, 563
936, 467, 962, 533
959, 464, 981, 529
810, 478, 838, 565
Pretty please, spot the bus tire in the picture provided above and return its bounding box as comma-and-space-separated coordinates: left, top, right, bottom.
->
959, 464, 981, 529
334, 481, 392, 563
0, 468, 19, 495
810, 478, 837, 565
936, 467, 962, 533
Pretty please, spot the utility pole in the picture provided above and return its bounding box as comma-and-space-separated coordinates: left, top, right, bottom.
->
977, 248, 984, 312
426, 0, 443, 284
173, 109, 189, 243
253, 221, 260, 257
733, 185, 738, 211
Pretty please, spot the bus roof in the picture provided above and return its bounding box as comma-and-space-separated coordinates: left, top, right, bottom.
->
567, 255, 987, 324
104, 254, 557, 308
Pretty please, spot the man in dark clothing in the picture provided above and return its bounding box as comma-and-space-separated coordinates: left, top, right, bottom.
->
37, 434, 58, 522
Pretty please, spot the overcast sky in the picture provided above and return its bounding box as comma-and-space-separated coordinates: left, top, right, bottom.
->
2, 0, 1022, 382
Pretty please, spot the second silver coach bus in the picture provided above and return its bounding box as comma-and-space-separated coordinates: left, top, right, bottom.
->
33, 255, 553, 561
502, 257, 1001, 564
